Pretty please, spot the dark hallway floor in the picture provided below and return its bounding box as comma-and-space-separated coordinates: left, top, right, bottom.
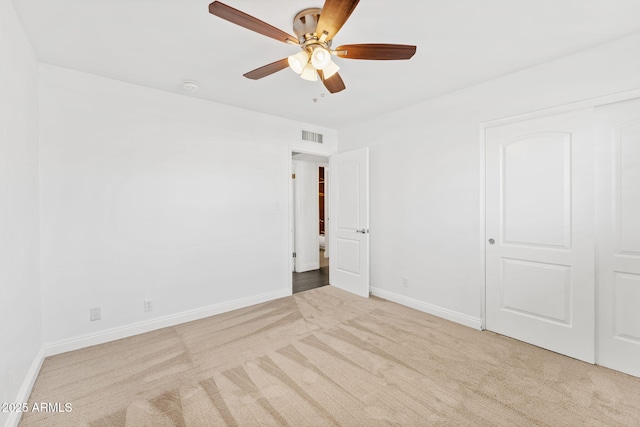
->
292, 266, 329, 294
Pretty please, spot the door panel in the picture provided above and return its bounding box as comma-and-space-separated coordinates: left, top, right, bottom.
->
336, 161, 360, 229
613, 273, 640, 341
335, 238, 360, 274
486, 109, 595, 363
617, 121, 640, 254
500, 258, 571, 325
503, 133, 571, 248
596, 97, 640, 377
330, 148, 369, 298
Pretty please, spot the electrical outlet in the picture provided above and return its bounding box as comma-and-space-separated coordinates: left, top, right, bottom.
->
402, 276, 409, 288
144, 300, 153, 312
90, 307, 101, 321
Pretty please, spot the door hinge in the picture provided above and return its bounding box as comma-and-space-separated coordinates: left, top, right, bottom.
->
292, 173, 296, 179
293, 252, 297, 258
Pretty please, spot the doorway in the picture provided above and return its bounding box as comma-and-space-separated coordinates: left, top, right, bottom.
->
291, 152, 330, 293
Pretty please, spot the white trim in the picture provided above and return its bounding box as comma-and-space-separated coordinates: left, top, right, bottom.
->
289, 145, 332, 286
483, 87, 640, 129
5, 348, 46, 427
478, 122, 487, 330
370, 287, 483, 330
43, 288, 291, 356
289, 152, 296, 276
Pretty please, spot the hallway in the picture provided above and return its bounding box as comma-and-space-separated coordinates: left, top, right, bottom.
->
292, 249, 329, 294
292, 266, 328, 294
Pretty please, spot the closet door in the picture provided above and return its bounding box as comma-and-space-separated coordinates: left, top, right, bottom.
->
485, 109, 595, 363
596, 98, 640, 378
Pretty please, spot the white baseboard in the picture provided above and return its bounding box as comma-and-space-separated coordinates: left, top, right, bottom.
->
5, 347, 45, 427
43, 288, 291, 357
370, 287, 483, 330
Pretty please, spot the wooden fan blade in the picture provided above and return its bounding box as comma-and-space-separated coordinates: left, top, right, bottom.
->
243, 58, 290, 80
316, 0, 360, 41
209, 2, 299, 45
335, 44, 417, 60
318, 70, 346, 94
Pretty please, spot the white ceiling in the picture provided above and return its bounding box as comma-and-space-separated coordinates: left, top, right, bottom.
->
11, 0, 640, 129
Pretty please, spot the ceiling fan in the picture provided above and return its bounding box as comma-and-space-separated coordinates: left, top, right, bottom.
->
208, 0, 417, 94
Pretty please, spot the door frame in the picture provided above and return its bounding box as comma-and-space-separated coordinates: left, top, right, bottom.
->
479, 88, 640, 331
288, 147, 332, 293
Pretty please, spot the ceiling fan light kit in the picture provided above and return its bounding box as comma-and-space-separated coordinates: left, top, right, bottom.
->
322, 60, 340, 79
311, 47, 331, 70
287, 50, 309, 74
300, 63, 318, 81
208, 0, 417, 94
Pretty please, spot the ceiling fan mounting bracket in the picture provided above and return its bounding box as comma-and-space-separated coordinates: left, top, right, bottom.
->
292, 8, 322, 41
292, 9, 333, 56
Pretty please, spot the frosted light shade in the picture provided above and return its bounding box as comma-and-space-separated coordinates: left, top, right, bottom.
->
288, 51, 309, 74
311, 47, 331, 70
322, 60, 340, 79
300, 63, 318, 81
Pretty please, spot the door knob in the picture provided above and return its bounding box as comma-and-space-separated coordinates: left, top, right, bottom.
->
488, 238, 495, 245
356, 228, 368, 234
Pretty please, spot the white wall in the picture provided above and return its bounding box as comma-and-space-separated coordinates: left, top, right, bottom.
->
39, 64, 337, 347
0, 0, 42, 425
338, 32, 640, 327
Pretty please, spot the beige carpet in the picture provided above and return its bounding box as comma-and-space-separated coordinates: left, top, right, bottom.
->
20, 286, 640, 426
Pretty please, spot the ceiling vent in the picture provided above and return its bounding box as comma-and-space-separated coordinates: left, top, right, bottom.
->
302, 130, 323, 144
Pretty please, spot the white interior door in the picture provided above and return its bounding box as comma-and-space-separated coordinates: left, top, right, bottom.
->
596, 97, 640, 377
330, 148, 369, 298
321, 165, 330, 258
293, 160, 320, 273
485, 109, 595, 363
291, 167, 296, 272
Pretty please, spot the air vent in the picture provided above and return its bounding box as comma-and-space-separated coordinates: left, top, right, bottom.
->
301, 130, 323, 144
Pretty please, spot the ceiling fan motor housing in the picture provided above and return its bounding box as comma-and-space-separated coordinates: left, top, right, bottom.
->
292, 7, 333, 61
293, 8, 322, 42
